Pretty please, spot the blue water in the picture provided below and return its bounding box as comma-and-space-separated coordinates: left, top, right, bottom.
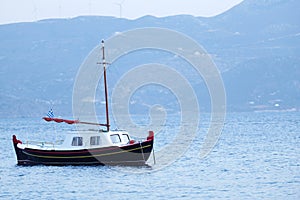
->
0, 112, 299, 199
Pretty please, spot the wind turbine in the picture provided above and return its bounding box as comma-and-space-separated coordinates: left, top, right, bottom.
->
115, 0, 125, 18
31, 0, 37, 21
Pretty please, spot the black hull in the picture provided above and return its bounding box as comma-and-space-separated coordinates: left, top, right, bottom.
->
13, 140, 153, 166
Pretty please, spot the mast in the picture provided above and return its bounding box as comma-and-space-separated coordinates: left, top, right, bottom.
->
101, 40, 110, 131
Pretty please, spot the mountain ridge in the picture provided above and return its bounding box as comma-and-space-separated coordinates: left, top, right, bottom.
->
0, 0, 299, 117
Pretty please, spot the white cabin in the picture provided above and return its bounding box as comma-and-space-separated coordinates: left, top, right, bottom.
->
61, 130, 132, 149
19, 130, 133, 151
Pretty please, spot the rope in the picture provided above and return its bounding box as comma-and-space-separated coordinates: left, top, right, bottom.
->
152, 147, 156, 165
139, 142, 145, 162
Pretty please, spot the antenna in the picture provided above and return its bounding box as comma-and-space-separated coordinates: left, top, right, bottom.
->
115, 0, 125, 18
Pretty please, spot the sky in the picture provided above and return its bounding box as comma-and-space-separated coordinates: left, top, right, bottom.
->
0, 0, 244, 25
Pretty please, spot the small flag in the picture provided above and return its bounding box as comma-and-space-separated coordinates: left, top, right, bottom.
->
47, 109, 54, 118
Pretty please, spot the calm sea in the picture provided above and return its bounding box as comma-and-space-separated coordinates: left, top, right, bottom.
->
0, 112, 299, 199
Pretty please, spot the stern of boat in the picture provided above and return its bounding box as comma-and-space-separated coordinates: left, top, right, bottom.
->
139, 130, 155, 163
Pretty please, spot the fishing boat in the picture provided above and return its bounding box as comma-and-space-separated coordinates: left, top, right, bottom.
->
12, 40, 154, 166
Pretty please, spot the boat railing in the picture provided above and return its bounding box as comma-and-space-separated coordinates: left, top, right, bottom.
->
25, 140, 64, 148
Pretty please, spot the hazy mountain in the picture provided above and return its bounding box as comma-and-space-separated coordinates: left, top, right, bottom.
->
207, 0, 300, 111
0, 0, 299, 117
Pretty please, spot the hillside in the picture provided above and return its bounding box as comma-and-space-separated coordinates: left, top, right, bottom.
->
0, 0, 299, 117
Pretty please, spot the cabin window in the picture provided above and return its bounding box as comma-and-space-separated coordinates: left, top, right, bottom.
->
72, 137, 83, 146
110, 134, 121, 144
121, 134, 130, 144
90, 136, 101, 145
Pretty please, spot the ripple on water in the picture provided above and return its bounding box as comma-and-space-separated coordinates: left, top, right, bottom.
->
0, 113, 299, 199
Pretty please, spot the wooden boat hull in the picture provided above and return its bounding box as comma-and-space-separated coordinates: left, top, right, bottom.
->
12, 137, 153, 166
